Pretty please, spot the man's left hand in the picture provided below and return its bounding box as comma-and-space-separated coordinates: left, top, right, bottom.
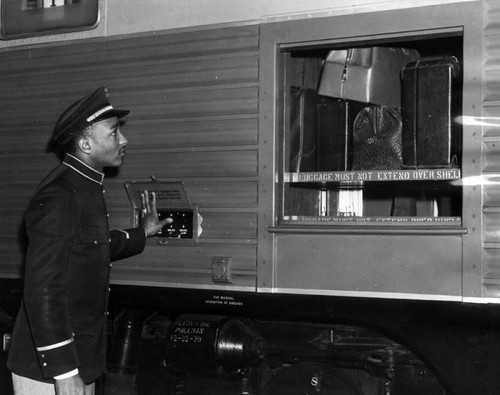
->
140, 190, 173, 237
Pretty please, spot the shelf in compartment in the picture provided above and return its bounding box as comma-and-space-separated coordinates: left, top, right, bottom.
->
270, 221, 468, 236
284, 168, 461, 183
282, 215, 461, 225
276, 215, 465, 236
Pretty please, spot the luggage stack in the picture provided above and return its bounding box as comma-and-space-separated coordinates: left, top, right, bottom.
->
288, 46, 461, 217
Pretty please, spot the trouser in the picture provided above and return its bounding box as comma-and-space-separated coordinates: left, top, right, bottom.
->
12, 373, 95, 395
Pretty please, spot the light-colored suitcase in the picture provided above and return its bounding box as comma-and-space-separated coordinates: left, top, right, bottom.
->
318, 47, 420, 107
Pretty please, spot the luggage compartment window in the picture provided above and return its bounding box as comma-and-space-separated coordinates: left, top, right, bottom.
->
279, 33, 463, 228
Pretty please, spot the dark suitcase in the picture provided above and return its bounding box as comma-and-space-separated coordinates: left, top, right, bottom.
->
316, 99, 365, 171
289, 88, 319, 172
401, 57, 461, 168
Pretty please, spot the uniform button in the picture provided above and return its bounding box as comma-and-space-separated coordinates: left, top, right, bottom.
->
42, 362, 47, 367
106, 213, 110, 218
108, 238, 112, 243
41, 354, 45, 359
105, 311, 109, 316
94, 240, 98, 245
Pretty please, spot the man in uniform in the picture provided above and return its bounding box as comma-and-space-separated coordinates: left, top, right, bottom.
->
7, 87, 170, 395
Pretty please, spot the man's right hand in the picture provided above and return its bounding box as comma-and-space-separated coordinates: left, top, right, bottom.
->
55, 374, 86, 395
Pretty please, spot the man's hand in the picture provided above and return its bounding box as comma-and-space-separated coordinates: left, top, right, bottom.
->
55, 374, 86, 395
140, 190, 173, 237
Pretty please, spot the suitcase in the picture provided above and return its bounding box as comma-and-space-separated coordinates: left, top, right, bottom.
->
318, 47, 420, 107
289, 88, 319, 172
316, 99, 366, 171
401, 57, 461, 168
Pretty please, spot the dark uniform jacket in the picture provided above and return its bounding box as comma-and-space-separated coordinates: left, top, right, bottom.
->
7, 154, 146, 384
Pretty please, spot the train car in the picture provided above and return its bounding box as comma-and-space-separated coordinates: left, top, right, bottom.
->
1, 0, 500, 394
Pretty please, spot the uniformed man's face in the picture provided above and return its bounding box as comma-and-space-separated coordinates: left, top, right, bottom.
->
87, 117, 128, 170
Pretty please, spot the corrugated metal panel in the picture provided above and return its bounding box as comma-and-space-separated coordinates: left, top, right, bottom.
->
483, 212, 500, 243
482, 106, 500, 137
111, 237, 258, 289
484, 0, 500, 35
482, 0, 500, 297
117, 150, 258, 179
110, 267, 257, 290
124, 117, 258, 149
484, 248, 500, 277
0, 154, 59, 182
1, 87, 259, 126
0, 127, 53, 155
119, 243, 257, 271
0, 212, 26, 235
483, 72, 500, 101
482, 142, 500, 172
484, 34, 500, 68
105, 180, 258, 210
483, 184, 500, 207
0, 182, 38, 206
0, 115, 258, 154
0, 24, 260, 290
0, 181, 31, 278
110, 210, 257, 240
1, 54, 259, 94
0, 26, 259, 73
0, 262, 23, 279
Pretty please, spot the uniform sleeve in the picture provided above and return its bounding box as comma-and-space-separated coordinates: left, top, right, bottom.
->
23, 183, 80, 379
109, 227, 147, 262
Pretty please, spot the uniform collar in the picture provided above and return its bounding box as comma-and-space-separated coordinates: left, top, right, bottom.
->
62, 154, 105, 185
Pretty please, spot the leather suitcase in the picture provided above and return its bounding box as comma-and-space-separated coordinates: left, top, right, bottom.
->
401, 57, 461, 168
318, 47, 420, 107
316, 99, 366, 171
289, 88, 319, 172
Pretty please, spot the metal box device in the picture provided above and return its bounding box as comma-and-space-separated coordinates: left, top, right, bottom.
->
124, 181, 200, 245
